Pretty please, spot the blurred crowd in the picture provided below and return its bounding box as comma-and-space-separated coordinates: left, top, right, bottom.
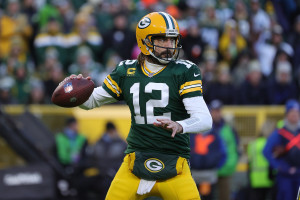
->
0, 0, 300, 105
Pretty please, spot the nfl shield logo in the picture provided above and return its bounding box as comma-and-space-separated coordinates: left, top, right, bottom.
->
64, 82, 73, 93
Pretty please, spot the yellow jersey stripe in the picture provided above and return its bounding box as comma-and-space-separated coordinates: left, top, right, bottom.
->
141, 64, 149, 76
142, 63, 167, 77
180, 80, 202, 90
180, 87, 202, 96
104, 79, 120, 97
107, 75, 122, 94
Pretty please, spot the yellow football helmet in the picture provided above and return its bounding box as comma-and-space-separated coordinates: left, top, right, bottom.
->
136, 12, 182, 64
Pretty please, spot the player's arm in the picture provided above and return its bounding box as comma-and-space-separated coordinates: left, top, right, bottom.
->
79, 86, 117, 110
154, 96, 212, 137
62, 74, 118, 110
176, 62, 212, 134
154, 62, 212, 137
177, 96, 212, 134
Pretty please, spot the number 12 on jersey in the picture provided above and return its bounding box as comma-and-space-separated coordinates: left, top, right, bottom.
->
130, 82, 171, 124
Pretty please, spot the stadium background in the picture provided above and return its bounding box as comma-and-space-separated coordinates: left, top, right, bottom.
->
0, 0, 299, 199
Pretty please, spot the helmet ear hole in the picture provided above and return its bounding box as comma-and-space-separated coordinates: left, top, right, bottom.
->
145, 38, 151, 46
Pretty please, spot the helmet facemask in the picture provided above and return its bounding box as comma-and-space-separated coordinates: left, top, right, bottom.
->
144, 34, 182, 64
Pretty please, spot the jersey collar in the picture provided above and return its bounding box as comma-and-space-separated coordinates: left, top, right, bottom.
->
141, 62, 167, 77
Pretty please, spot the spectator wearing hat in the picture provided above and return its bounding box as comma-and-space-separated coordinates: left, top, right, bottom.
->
263, 99, 300, 200
267, 61, 298, 105
208, 100, 240, 200
237, 60, 269, 105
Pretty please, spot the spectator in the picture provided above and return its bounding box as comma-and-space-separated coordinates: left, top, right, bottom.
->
218, 19, 247, 65
34, 17, 67, 68
55, 117, 89, 199
11, 63, 30, 104
247, 120, 275, 200
231, 49, 251, 87
36, 1, 60, 29
190, 123, 226, 200
0, 76, 17, 105
55, 117, 87, 168
27, 78, 47, 104
271, 0, 297, 34
200, 47, 218, 90
91, 121, 127, 181
267, 61, 298, 105
263, 99, 300, 200
0, 0, 32, 60
199, 3, 222, 49
52, 0, 75, 34
233, 0, 250, 39
43, 64, 64, 103
68, 46, 105, 86
205, 62, 236, 105
256, 24, 293, 78
3, 36, 28, 77
66, 12, 103, 64
238, 60, 269, 105
249, 0, 271, 45
82, 121, 127, 199
209, 100, 239, 200
287, 15, 300, 73
181, 19, 206, 65
215, 0, 233, 26
102, 11, 136, 61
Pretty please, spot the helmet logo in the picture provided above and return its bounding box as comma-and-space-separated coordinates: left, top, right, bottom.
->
138, 17, 151, 29
144, 158, 164, 173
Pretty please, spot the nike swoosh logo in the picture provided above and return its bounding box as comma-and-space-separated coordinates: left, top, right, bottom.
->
194, 73, 200, 77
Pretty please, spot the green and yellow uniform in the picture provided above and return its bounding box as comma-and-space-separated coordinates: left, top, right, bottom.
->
103, 59, 203, 199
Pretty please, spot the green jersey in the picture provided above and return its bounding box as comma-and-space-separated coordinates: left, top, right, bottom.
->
102, 59, 203, 158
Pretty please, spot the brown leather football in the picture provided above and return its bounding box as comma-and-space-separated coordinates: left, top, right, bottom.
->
51, 78, 95, 108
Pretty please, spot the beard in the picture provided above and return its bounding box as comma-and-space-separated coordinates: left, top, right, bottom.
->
155, 49, 174, 59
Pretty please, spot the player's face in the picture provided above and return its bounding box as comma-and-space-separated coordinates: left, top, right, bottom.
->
152, 36, 176, 58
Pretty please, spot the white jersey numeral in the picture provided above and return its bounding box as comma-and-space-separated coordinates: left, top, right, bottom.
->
175, 60, 194, 69
130, 82, 170, 124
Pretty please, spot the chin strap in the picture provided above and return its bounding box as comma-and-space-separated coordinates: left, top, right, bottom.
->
137, 179, 156, 195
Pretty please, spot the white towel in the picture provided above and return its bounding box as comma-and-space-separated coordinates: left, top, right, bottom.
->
137, 179, 156, 195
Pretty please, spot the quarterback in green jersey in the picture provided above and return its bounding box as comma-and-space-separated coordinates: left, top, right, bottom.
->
69, 12, 212, 200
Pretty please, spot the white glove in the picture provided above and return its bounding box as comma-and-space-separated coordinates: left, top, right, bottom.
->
137, 179, 156, 195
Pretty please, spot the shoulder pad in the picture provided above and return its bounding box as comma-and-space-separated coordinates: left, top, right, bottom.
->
118, 60, 137, 67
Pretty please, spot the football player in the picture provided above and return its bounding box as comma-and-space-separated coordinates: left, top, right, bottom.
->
69, 12, 212, 199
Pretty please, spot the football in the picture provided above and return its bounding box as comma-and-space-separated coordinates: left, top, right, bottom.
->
51, 77, 95, 108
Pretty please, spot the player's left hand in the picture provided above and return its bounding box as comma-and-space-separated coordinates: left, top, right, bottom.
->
153, 119, 183, 138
